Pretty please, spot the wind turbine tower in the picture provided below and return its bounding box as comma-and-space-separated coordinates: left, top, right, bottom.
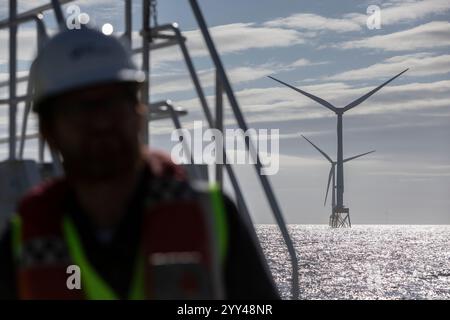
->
302, 135, 374, 227
269, 69, 408, 227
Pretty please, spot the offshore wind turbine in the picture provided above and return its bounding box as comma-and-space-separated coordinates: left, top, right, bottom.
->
301, 135, 375, 227
269, 68, 408, 227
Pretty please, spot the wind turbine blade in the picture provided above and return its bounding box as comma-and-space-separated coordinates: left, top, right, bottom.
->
324, 166, 333, 206
268, 76, 337, 112
342, 69, 408, 112
301, 134, 333, 163
343, 150, 376, 163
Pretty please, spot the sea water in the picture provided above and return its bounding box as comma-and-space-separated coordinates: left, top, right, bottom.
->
256, 225, 450, 300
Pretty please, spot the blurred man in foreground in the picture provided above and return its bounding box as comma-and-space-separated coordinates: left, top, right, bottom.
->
0, 28, 279, 300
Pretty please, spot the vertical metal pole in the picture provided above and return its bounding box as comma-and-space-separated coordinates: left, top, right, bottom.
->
189, 0, 299, 299
332, 164, 336, 220
172, 26, 253, 229
9, 0, 17, 160
36, 17, 47, 163
19, 16, 48, 160
141, 0, 150, 145
51, 0, 66, 30
19, 75, 33, 160
215, 69, 223, 189
336, 114, 344, 208
166, 105, 202, 180
38, 139, 45, 163
50, 148, 64, 176
124, 0, 132, 47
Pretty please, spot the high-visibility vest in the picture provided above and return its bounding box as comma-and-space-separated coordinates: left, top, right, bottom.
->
11, 175, 228, 300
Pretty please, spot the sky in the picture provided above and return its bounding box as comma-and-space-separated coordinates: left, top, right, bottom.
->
0, 0, 449, 224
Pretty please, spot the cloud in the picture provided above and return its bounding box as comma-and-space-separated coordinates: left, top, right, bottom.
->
206, 23, 305, 52
16, 0, 55, 13
290, 58, 329, 68
337, 21, 450, 51
0, 28, 38, 63
264, 13, 362, 33
344, 0, 450, 27
326, 53, 450, 81
151, 64, 277, 96
367, 169, 450, 178
150, 58, 329, 96
262, 0, 450, 35
0, 0, 117, 19
0, 20, 307, 96
149, 23, 305, 67
167, 79, 450, 128
12, 0, 116, 12
333, 156, 450, 181
2, 5, 307, 70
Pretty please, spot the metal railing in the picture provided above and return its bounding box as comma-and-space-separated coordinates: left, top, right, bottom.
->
1, 0, 300, 299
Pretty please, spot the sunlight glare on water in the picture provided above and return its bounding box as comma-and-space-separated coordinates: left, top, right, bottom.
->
256, 225, 450, 300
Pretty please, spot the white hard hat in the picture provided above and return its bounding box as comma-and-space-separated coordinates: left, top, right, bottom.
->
32, 27, 145, 112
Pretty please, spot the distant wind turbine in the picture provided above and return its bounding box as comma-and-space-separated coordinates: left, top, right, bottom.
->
301, 134, 374, 227
269, 68, 408, 227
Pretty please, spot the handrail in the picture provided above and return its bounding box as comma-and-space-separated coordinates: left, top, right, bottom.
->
0, 0, 74, 29
189, 0, 299, 299
149, 100, 202, 180
159, 23, 255, 230
0, 0, 75, 29
0, 95, 32, 105
140, 0, 151, 144
50, 0, 67, 31
9, 0, 18, 160
0, 133, 39, 145
0, 75, 28, 88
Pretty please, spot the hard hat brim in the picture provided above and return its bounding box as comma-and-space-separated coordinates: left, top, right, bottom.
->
33, 68, 146, 113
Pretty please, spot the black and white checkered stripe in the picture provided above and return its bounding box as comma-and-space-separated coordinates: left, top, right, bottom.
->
19, 177, 206, 268
20, 236, 70, 268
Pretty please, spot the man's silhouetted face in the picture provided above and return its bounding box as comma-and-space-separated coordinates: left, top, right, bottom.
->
42, 83, 143, 182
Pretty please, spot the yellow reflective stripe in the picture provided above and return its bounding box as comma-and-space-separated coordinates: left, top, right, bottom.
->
11, 215, 22, 262
14, 187, 226, 300
63, 216, 145, 300
208, 184, 228, 262
63, 216, 118, 300
128, 249, 145, 300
